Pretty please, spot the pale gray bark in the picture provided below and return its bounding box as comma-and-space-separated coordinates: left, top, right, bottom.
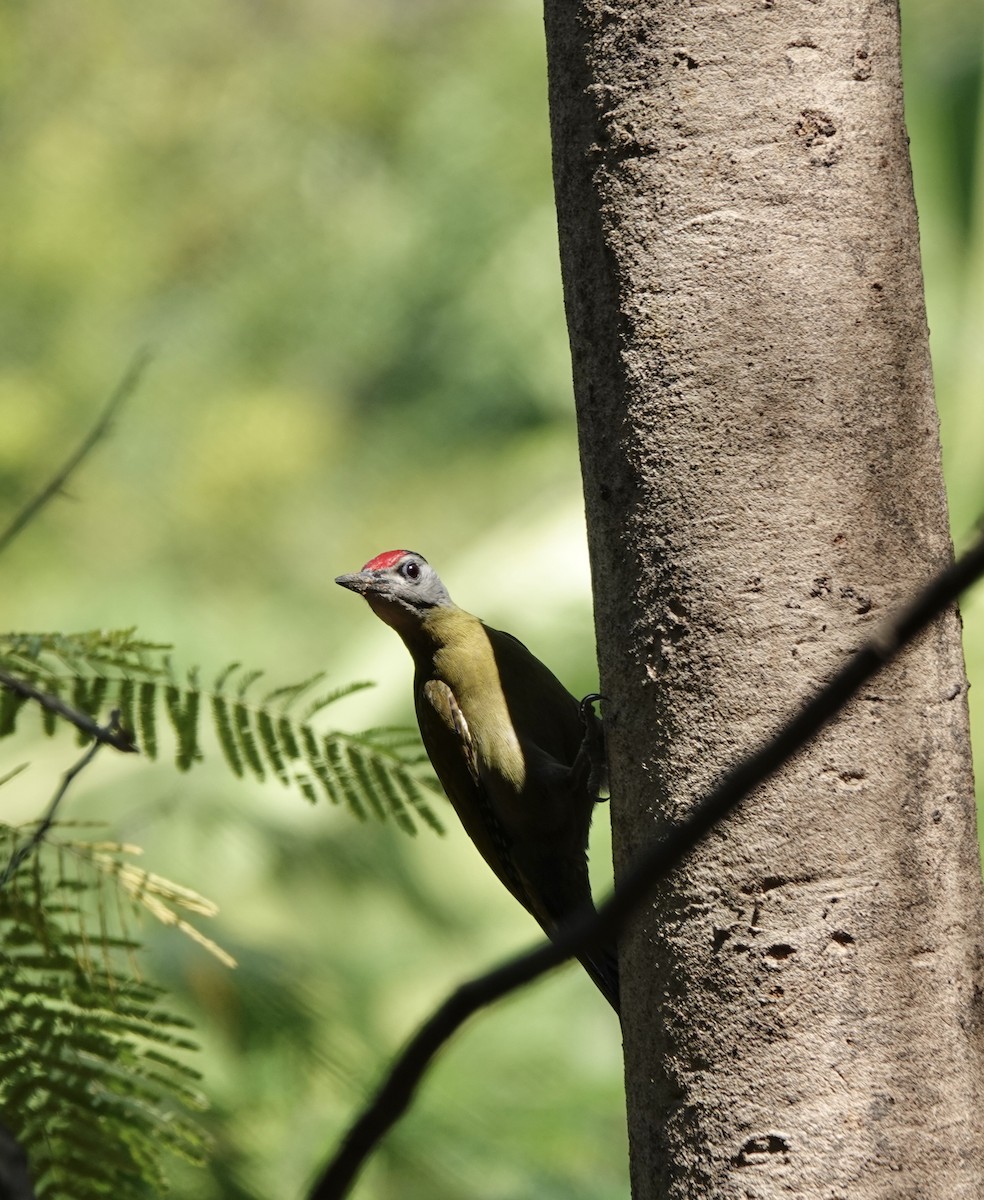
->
544, 1, 984, 1197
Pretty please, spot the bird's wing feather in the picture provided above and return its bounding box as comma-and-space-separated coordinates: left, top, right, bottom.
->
419, 678, 526, 902
421, 678, 479, 785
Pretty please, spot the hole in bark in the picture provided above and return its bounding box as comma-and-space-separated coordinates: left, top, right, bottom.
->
795, 110, 840, 166
766, 943, 795, 961
673, 50, 699, 70
831, 929, 854, 946
796, 110, 836, 142
839, 585, 872, 613
733, 1133, 790, 1166
853, 48, 872, 81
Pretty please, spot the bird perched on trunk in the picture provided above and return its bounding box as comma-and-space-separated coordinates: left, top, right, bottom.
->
336, 549, 619, 1013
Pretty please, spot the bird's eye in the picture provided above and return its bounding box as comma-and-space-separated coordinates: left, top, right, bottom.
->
401, 560, 421, 581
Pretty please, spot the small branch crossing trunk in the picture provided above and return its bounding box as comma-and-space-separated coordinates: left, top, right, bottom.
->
544, 1, 984, 1195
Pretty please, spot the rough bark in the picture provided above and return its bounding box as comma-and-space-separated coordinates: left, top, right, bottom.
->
544, 1, 984, 1197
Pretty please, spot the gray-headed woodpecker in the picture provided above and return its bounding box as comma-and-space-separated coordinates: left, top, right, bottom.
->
336, 549, 619, 1013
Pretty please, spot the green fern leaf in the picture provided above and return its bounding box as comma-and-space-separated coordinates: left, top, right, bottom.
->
256, 709, 290, 784
322, 737, 369, 822
262, 671, 325, 708
71, 675, 109, 731
0, 833, 213, 1199
232, 701, 265, 781
164, 682, 201, 771
0, 631, 441, 838
300, 726, 343, 808
211, 695, 244, 777
300, 679, 374, 721
365, 750, 416, 835
391, 768, 444, 834
236, 668, 264, 698
0, 687, 27, 737
213, 662, 241, 692
295, 773, 319, 805
341, 740, 388, 823
41, 680, 59, 738
277, 714, 301, 761
116, 677, 136, 744
138, 680, 157, 759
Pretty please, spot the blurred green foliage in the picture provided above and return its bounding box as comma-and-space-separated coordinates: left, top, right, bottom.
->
1, 0, 982, 1195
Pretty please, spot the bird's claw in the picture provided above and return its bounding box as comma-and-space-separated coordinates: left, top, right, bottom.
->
575, 693, 608, 801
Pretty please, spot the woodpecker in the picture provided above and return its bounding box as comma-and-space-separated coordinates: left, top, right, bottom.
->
336, 549, 619, 1013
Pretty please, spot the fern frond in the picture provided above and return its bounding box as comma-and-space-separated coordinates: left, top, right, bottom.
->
69, 841, 237, 971
276, 712, 302, 761
233, 701, 266, 781
256, 709, 290, 785
212, 661, 241, 692
0, 686, 26, 736
322, 736, 369, 822
138, 680, 157, 759
365, 750, 416, 835
71, 677, 108, 744
164, 682, 200, 771
262, 670, 325, 708
0, 827, 212, 1198
236, 668, 264, 698
116, 677, 136, 740
0, 630, 445, 834
296, 774, 319, 805
340, 730, 445, 834
211, 695, 244, 777
342, 740, 389, 823
301, 679, 374, 721
41, 680, 60, 737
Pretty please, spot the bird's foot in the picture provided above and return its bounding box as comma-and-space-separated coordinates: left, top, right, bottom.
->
575, 693, 608, 802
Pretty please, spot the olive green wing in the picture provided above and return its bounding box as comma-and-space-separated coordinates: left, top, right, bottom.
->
417, 679, 527, 906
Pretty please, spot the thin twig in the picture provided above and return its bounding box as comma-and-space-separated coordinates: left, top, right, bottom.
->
0, 712, 123, 890
0, 350, 152, 556
308, 531, 984, 1200
0, 671, 137, 754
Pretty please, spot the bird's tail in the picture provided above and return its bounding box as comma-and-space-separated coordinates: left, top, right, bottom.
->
579, 943, 620, 1016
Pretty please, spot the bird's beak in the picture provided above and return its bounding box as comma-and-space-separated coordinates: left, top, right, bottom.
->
335, 571, 375, 595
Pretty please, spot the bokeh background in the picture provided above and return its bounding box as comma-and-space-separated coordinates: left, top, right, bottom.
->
1, 0, 982, 1196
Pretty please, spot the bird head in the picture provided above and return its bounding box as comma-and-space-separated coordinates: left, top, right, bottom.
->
336, 550, 453, 631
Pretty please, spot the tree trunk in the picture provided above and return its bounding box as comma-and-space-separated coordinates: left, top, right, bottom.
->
544, 1, 984, 1196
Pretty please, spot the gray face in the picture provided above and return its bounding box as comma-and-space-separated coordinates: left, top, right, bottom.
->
335, 550, 453, 625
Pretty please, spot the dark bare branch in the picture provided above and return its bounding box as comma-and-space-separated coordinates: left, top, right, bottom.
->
0, 350, 151, 556
0, 670, 137, 754
308, 530, 984, 1200
0, 711, 124, 889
